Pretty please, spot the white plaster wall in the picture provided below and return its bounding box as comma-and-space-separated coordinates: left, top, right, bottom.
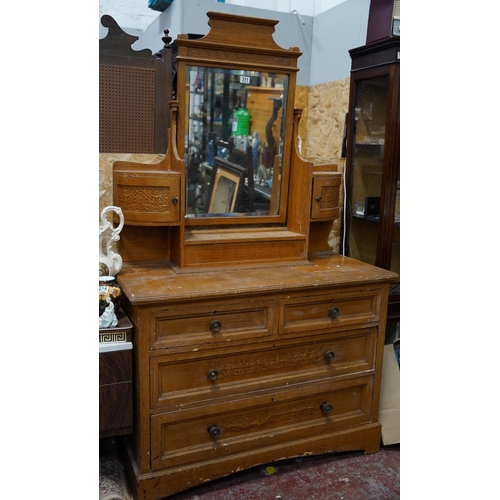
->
98, 0, 348, 32
99, 0, 161, 32
98, 0, 366, 85
310, 0, 370, 85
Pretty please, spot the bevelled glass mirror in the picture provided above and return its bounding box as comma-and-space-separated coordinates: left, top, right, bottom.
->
184, 66, 288, 218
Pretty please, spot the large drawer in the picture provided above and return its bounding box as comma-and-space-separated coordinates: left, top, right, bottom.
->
279, 288, 381, 336
150, 328, 377, 409
149, 298, 275, 350
151, 375, 373, 470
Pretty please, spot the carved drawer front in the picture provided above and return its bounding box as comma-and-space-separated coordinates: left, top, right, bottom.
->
150, 298, 275, 350
151, 329, 377, 409
151, 375, 373, 470
279, 289, 381, 336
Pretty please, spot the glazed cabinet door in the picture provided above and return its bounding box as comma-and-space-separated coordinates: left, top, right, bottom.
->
344, 38, 400, 283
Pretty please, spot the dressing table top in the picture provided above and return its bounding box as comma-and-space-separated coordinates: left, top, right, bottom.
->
117, 253, 398, 305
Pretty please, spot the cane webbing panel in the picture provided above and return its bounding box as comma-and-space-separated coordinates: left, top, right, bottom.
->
99, 65, 155, 153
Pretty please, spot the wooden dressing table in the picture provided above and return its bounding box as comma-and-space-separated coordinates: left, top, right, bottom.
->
111, 12, 398, 499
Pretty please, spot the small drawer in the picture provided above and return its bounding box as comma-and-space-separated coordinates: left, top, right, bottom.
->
279, 289, 381, 336
151, 375, 373, 470
151, 329, 377, 409
150, 298, 275, 350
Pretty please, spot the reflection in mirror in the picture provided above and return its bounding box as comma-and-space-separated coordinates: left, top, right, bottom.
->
185, 66, 288, 218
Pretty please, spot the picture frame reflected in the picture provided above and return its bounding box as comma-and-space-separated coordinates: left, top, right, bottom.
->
208, 158, 246, 214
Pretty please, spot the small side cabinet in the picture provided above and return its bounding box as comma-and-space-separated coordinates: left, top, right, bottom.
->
99, 310, 134, 439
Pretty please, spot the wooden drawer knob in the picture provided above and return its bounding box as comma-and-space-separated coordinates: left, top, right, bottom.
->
210, 320, 222, 333
320, 401, 333, 414
207, 369, 219, 381
324, 350, 335, 362
207, 424, 221, 439
328, 306, 340, 319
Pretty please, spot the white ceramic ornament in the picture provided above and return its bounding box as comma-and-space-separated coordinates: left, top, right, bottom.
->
99, 206, 124, 277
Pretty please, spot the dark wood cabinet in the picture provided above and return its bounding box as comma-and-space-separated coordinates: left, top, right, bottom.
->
99, 310, 134, 439
343, 36, 400, 332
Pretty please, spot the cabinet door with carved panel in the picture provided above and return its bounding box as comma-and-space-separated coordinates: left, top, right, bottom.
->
311, 172, 342, 220
113, 171, 181, 225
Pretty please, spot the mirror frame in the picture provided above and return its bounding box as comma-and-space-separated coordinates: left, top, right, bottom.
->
174, 11, 302, 227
